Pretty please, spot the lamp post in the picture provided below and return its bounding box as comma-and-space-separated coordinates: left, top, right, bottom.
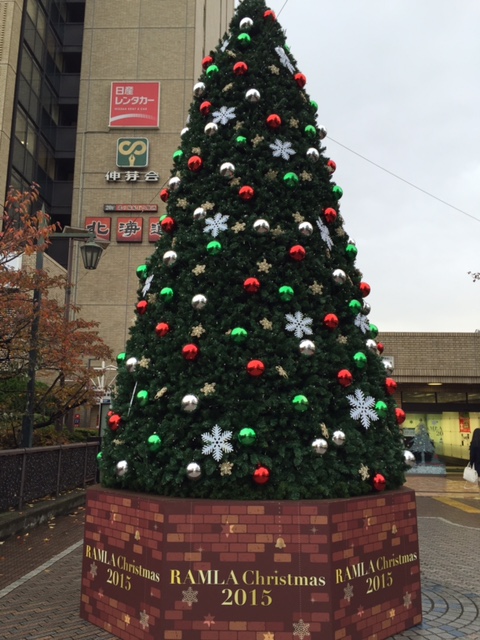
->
21, 227, 108, 448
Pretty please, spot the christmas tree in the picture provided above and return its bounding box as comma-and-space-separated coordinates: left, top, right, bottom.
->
99, 0, 409, 501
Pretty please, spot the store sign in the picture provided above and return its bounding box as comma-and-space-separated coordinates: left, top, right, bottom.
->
105, 170, 159, 182
148, 217, 162, 243
109, 82, 160, 128
116, 138, 149, 168
85, 217, 112, 241
103, 204, 158, 213
116, 217, 143, 242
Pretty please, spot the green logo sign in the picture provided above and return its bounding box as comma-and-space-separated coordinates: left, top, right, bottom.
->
116, 138, 149, 168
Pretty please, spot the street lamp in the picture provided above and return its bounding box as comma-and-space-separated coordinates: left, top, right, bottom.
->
21, 226, 109, 448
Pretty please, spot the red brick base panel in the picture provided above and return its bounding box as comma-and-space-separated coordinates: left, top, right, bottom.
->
80, 486, 422, 640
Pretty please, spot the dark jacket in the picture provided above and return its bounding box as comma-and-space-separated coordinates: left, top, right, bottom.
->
469, 431, 480, 475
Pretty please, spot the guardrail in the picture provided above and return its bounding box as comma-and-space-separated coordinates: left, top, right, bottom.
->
0, 442, 99, 512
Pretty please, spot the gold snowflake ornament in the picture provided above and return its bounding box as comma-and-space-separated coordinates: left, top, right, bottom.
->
222, 83, 234, 93
191, 324, 206, 338
201, 201, 215, 211
220, 461, 234, 476
289, 118, 300, 128
201, 383, 216, 396
337, 335, 348, 345
191, 147, 201, 155
269, 65, 280, 75
260, 318, 273, 330
252, 135, 264, 147
139, 357, 150, 369
257, 259, 272, 273
321, 423, 329, 439
359, 464, 370, 481
177, 198, 189, 209
266, 169, 278, 180
300, 171, 313, 182
276, 366, 288, 379
192, 264, 206, 276
309, 281, 324, 295
155, 387, 168, 399
293, 212, 305, 223
232, 222, 246, 233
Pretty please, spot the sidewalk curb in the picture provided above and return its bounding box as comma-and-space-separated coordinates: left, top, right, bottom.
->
0, 490, 86, 541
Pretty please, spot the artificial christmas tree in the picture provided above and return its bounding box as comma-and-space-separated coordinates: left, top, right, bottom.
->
81, 2, 421, 638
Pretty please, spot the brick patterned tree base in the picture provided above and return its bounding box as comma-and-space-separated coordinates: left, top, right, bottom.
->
80, 486, 421, 640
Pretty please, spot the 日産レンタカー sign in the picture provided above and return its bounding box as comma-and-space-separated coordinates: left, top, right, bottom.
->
109, 82, 160, 128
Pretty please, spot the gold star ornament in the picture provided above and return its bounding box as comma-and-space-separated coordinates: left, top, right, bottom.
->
257, 259, 272, 273
309, 281, 323, 295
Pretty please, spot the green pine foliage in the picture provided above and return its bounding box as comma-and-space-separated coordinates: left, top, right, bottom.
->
99, 0, 407, 500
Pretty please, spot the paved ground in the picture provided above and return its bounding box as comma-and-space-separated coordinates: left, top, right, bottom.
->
0, 475, 479, 639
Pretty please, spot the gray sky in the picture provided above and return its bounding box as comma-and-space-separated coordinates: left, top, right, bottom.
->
244, 0, 480, 332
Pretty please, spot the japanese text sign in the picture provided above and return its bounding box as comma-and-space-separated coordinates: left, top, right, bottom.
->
109, 82, 160, 128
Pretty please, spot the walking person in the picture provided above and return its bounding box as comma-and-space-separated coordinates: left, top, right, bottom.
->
469, 428, 480, 484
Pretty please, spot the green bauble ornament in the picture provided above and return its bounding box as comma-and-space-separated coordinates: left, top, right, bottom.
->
375, 400, 388, 418
305, 125, 316, 138
148, 434, 162, 452
370, 324, 379, 338
238, 427, 256, 446
137, 390, 149, 406
231, 327, 248, 343
96, 451, 103, 461
236, 135, 247, 146
173, 150, 184, 163
136, 264, 148, 280
279, 286, 294, 301
237, 33, 251, 46
283, 172, 299, 187
116, 352, 126, 364
292, 395, 309, 412
333, 185, 343, 199
346, 244, 358, 259
207, 240, 222, 255
160, 287, 174, 301
310, 100, 318, 111
349, 299, 362, 314
206, 64, 219, 77
353, 352, 367, 369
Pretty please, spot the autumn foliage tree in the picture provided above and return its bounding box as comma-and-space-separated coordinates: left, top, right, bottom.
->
0, 185, 112, 443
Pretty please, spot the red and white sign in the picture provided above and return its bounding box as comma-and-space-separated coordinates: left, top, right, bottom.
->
109, 82, 160, 128
148, 217, 162, 243
116, 217, 143, 242
85, 217, 112, 241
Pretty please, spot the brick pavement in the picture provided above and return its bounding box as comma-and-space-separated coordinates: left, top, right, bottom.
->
0, 476, 479, 640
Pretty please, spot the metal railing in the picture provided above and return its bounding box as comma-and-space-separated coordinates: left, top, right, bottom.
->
0, 442, 99, 512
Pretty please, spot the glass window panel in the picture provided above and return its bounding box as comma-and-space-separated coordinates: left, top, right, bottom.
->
402, 391, 436, 403
20, 49, 33, 82
31, 63, 42, 95
37, 9, 47, 42
467, 392, 480, 402
436, 392, 467, 404
26, 122, 37, 153
15, 110, 27, 145
26, 0, 37, 22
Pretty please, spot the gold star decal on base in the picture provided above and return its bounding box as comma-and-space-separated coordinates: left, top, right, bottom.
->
359, 464, 370, 481
177, 198, 189, 209
232, 222, 246, 233
289, 118, 300, 128
192, 264, 206, 276
260, 318, 273, 330
392, 524, 398, 535
389, 608, 396, 619
191, 324, 206, 338
252, 135, 264, 147
204, 614, 216, 628
276, 366, 288, 379
139, 357, 150, 369
269, 65, 280, 75
293, 619, 310, 640
264, 633, 275, 640
155, 387, 168, 399
220, 461, 234, 476
201, 382, 216, 396
124, 614, 130, 625
257, 259, 272, 273
135, 530, 141, 541
309, 281, 323, 295
344, 582, 354, 602
201, 201, 215, 211
182, 586, 198, 606
357, 606, 364, 617
293, 212, 305, 223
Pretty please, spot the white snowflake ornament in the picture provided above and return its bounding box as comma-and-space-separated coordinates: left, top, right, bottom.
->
316, 217, 334, 250
346, 389, 379, 430
275, 46, 295, 74
201, 424, 233, 462
285, 311, 313, 339
270, 139, 296, 160
204, 213, 229, 237
212, 106, 236, 125
354, 313, 371, 334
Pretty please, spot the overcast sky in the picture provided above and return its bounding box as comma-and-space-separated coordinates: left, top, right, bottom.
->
243, 0, 480, 332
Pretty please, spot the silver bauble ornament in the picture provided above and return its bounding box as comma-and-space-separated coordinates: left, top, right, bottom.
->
186, 462, 202, 480
253, 219, 270, 234
348, 237, 356, 246
168, 176, 181, 191
181, 127, 189, 137
193, 207, 207, 221
181, 394, 199, 412
299, 340, 316, 356
240, 17, 254, 30
163, 250, 178, 266
361, 302, 371, 315
192, 294, 207, 309
204, 122, 218, 136
382, 358, 394, 375
312, 438, 328, 455
318, 125, 327, 140
404, 450, 416, 467
245, 88, 261, 103
193, 82, 206, 97
116, 460, 128, 477
298, 221, 313, 236
126, 357, 138, 372
332, 430, 346, 446
306, 147, 320, 163
366, 339, 378, 353
220, 162, 235, 178
332, 269, 347, 285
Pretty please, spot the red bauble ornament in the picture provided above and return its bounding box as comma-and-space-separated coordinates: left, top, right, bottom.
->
202, 55, 214, 69
294, 73, 307, 88
264, 9, 276, 20
266, 113, 282, 129
253, 465, 270, 485
373, 473, 386, 492
338, 369, 353, 387
200, 101, 212, 115
239, 185, 255, 201
385, 378, 398, 395
188, 155, 203, 172
155, 322, 170, 337
323, 207, 337, 224
182, 344, 200, 361
160, 188, 170, 202
108, 414, 122, 431
244, 277, 261, 293
160, 216, 175, 233
289, 245, 306, 261
327, 159, 337, 174
359, 282, 371, 297
136, 300, 148, 315
247, 360, 265, 377
233, 61, 248, 76
395, 408, 406, 425
324, 313, 339, 330
377, 342, 385, 354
